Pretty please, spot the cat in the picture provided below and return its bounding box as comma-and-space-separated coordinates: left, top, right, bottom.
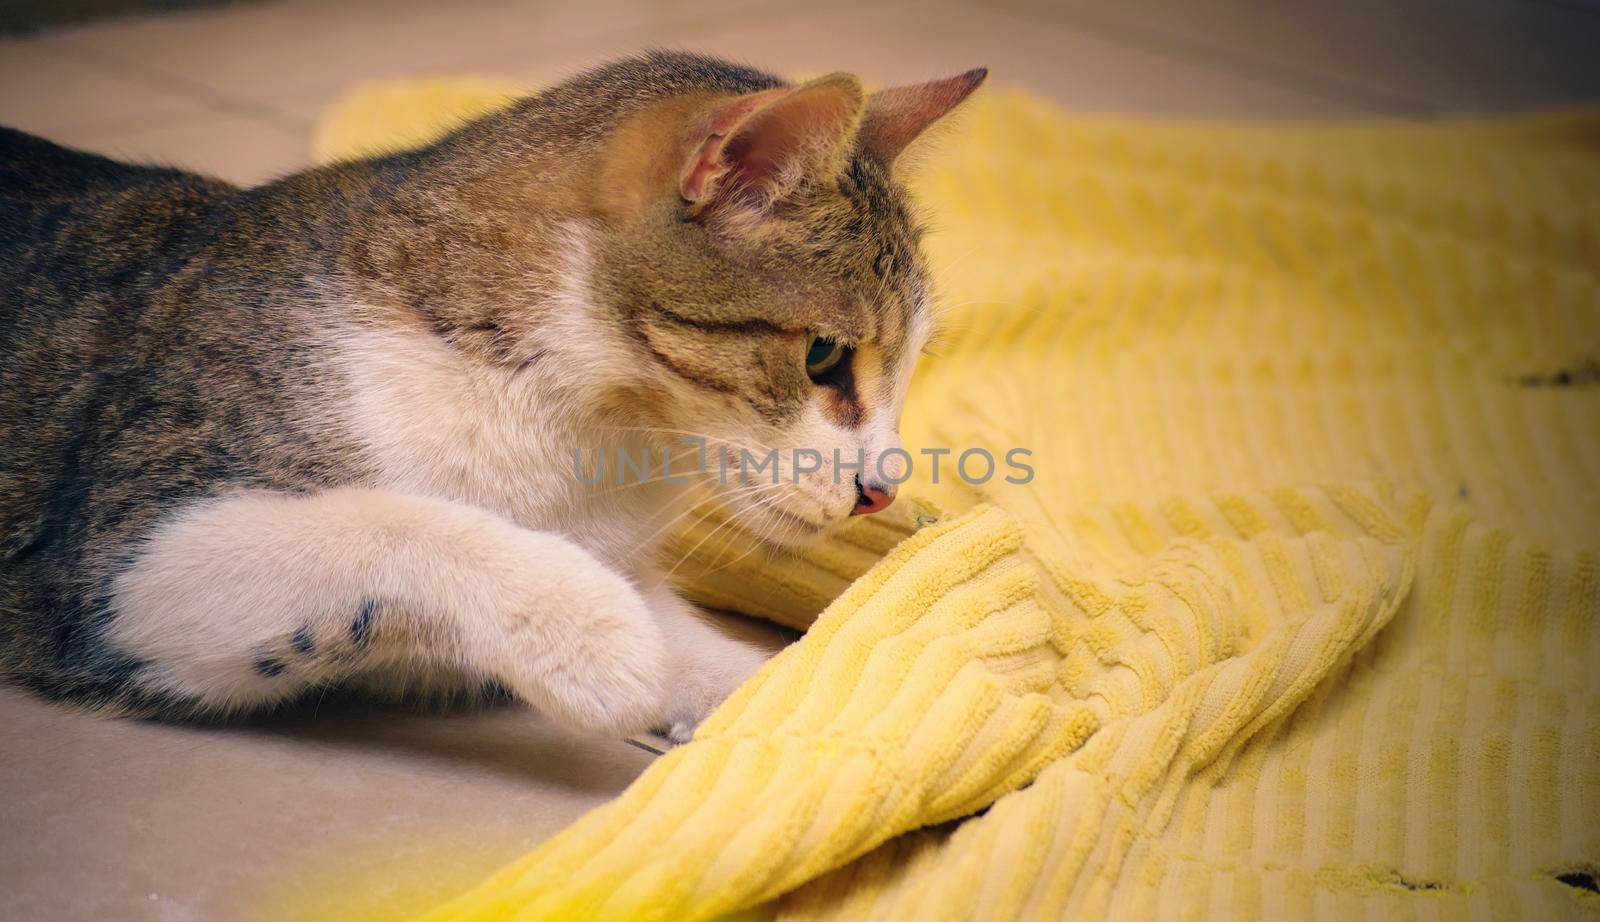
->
0, 51, 984, 742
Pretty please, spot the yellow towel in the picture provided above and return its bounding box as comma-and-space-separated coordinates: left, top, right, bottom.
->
315, 82, 1600, 919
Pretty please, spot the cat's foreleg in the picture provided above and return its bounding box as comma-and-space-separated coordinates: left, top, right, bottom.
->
635, 576, 771, 743
104, 488, 668, 734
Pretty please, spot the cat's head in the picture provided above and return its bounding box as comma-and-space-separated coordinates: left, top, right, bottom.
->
565, 59, 984, 545
375, 55, 985, 546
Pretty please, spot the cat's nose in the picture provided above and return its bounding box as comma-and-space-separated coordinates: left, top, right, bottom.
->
852, 475, 895, 515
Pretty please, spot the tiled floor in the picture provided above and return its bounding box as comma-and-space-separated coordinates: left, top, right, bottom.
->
5, 0, 1599, 186
2, 1, 1598, 919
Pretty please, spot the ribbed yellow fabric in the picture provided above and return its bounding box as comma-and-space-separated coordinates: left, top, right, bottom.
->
314, 86, 1600, 919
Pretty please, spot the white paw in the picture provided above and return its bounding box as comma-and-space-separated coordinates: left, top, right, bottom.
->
665, 720, 698, 745
655, 633, 768, 744
485, 541, 670, 737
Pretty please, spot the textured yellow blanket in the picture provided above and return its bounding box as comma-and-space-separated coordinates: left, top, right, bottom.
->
316, 83, 1600, 919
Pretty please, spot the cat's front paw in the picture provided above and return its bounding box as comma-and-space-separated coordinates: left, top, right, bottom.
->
486, 540, 669, 737
662, 717, 700, 746
655, 632, 769, 744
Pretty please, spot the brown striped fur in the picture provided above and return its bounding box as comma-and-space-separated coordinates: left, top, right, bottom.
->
0, 52, 984, 731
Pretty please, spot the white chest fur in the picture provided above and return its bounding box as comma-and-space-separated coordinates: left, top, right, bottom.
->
329, 322, 680, 572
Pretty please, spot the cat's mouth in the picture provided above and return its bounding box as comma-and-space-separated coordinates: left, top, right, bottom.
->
759, 504, 830, 534
725, 492, 845, 549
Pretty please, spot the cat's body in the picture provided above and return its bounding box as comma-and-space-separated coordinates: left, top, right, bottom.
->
0, 52, 982, 739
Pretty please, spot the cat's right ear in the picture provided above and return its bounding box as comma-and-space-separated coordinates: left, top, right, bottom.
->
681, 74, 864, 216
858, 67, 987, 167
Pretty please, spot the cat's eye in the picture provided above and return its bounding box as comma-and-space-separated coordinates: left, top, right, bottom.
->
805, 335, 847, 381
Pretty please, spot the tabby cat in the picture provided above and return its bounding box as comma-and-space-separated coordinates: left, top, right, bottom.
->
0, 51, 984, 741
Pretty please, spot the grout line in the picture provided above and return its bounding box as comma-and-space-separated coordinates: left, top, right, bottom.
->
7, 105, 202, 141
45, 104, 269, 142
69, 0, 875, 134
46, 38, 319, 134
443, 0, 872, 75
0, 43, 204, 138
256, 0, 873, 115
968, 0, 1441, 116
32, 0, 834, 138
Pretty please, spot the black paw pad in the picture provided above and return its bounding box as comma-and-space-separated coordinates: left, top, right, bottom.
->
252, 656, 286, 678
350, 599, 376, 649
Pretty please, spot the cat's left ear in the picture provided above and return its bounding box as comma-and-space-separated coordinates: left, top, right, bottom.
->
681, 73, 863, 213
858, 67, 987, 167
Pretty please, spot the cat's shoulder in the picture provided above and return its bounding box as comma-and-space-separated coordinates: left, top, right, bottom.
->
0, 126, 235, 278
0, 125, 232, 207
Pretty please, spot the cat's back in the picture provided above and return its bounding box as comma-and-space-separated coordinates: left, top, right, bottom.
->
0, 126, 234, 299
0, 128, 235, 558
0, 127, 235, 421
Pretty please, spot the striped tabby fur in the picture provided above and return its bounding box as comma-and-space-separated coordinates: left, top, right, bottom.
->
0, 51, 983, 738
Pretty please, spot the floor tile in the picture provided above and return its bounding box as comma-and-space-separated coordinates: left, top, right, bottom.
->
0, 608, 785, 920
41, 110, 311, 186
0, 685, 655, 921
0, 40, 202, 136
994, 0, 1600, 113
653, 0, 1369, 117
49, 0, 797, 111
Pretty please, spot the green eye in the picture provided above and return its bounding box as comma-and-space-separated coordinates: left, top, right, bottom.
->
805, 335, 847, 380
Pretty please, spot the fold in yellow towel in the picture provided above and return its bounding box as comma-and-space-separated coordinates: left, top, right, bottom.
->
315, 82, 1600, 919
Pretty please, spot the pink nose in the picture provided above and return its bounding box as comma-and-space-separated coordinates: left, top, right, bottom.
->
852, 478, 895, 515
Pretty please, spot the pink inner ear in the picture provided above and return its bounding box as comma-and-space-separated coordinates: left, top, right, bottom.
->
681, 79, 860, 206
681, 88, 786, 203
723, 88, 858, 192
681, 135, 727, 202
